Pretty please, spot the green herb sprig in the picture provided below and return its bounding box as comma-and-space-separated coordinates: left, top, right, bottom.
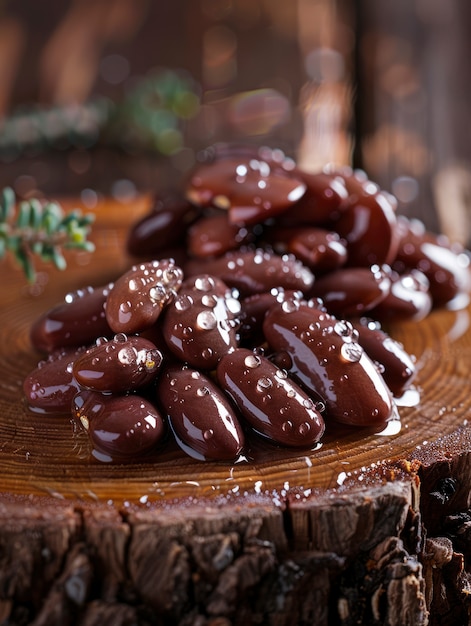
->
0, 187, 95, 282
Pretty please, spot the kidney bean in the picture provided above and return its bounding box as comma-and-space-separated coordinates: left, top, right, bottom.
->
263, 298, 396, 426
23, 347, 84, 413
156, 366, 245, 461
161, 274, 240, 370
74, 390, 165, 460
105, 259, 184, 334
393, 216, 471, 306
239, 289, 303, 345
73, 334, 163, 393
309, 265, 391, 317
187, 212, 252, 258
280, 171, 349, 225
186, 156, 306, 225
369, 270, 432, 322
30, 284, 114, 354
217, 348, 325, 447
284, 227, 348, 273
185, 248, 314, 297
331, 190, 399, 266
126, 192, 200, 257
354, 319, 417, 396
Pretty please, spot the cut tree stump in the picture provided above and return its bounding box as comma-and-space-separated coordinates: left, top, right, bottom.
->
1, 197, 471, 625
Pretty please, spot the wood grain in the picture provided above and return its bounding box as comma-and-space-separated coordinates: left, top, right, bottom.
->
2, 197, 471, 624
0, 195, 471, 506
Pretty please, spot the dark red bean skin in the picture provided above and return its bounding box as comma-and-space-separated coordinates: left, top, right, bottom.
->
280, 171, 349, 225
126, 192, 200, 257
369, 270, 432, 322
161, 275, 240, 370
331, 191, 399, 267
263, 299, 395, 426
30, 284, 114, 354
185, 249, 314, 297
239, 289, 302, 345
309, 266, 391, 317
74, 390, 166, 460
354, 320, 417, 396
186, 156, 306, 225
287, 228, 348, 273
105, 259, 184, 334
23, 347, 84, 413
393, 217, 471, 306
73, 335, 163, 393
187, 213, 252, 258
217, 348, 325, 447
156, 366, 245, 461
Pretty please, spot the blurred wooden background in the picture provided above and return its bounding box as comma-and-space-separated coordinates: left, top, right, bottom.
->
0, 0, 470, 241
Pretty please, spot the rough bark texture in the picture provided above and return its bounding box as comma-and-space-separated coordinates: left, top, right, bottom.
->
0, 463, 463, 626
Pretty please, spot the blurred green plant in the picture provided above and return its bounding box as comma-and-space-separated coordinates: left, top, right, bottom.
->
0, 69, 201, 159
0, 187, 95, 282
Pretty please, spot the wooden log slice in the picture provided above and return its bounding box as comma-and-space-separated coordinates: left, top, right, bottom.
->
0, 197, 470, 625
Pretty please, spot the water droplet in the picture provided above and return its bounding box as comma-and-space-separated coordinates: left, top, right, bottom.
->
298, 422, 311, 436
334, 320, 353, 338
286, 388, 296, 398
118, 347, 134, 365
203, 429, 214, 440
275, 369, 288, 380
194, 276, 215, 292
340, 342, 363, 363
162, 265, 182, 287
201, 294, 218, 308
281, 299, 299, 313
197, 386, 210, 397
175, 294, 193, 311
95, 336, 108, 346
226, 297, 241, 314
281, 420, 293, 432
149, 283, 167, 303
244, 354, 261, 368
114, 332, 127, 343
196, 310, 217, 330
202, 347, 214, 360
256, 377, 273, 392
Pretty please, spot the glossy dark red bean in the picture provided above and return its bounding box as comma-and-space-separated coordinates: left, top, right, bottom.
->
187, 213, 252, 258
23, 347, 84, 413
263, 299, 396, 426
331, 190, 399, 267
156, 366, 245, 461
74, 390, 165, 460
354, 319, 417, 396
126, 192, 200, 257
309, 266, 391, 317
161, 274, 240, 369
239, 289, 302, 345
217, 348, 325, 447
30, 284, 114, 354
185, 248, 314, 297
393, 217, 471, 306
280, 171, 349, 225
186, 156, 306, 225
73, 335, 163, 393
286, 227, 348, 273
369, 270, 432, 322
105, 259, 184, 334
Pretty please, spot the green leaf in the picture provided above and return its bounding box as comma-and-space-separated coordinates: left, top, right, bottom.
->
0, 187, 15, 222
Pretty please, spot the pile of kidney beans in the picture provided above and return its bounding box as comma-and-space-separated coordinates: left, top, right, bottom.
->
23, 143, 471, 463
